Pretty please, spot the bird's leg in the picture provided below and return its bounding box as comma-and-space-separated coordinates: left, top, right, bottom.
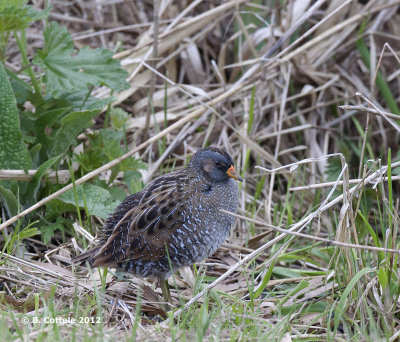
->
160, 277, 171, 303
158, 276, 172, 312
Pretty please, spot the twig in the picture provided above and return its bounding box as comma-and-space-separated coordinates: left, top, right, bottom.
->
339, 104, 400, 121
0, 170, 71, 183
290, 176, 400, 191
144, 0, 159, 140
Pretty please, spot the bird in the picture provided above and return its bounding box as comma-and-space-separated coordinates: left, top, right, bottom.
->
72, 146, 243, 304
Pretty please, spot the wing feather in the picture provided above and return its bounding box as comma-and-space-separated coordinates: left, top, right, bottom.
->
91, 170, 193, 267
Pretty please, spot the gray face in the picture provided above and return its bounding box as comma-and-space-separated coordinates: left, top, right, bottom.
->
189, 147, 236, 183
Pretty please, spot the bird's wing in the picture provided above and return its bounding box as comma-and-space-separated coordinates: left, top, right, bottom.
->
91, 171, 194, 267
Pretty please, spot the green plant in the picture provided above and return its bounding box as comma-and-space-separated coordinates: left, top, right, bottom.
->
0, 2, 144, 243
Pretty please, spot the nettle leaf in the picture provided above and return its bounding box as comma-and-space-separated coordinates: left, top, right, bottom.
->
55, 183, 120, 219
33, 91, 112, 119
32, 107, 71, 161
0, 61, 32, 170
34, 22, 129, 97
61, 91, 114, 112
74, 129, 146, 183
40, 216, 67, 244
73, 129, 123, 174
25, 92, 112, 162
0, 3, 50, 32
50, 109, 101, 157
40, 21, 72, 56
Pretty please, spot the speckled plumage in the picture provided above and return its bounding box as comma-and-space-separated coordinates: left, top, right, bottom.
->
73, 147, 242, 283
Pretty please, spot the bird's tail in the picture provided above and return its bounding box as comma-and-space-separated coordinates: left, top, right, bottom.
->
71, 247, 101, 265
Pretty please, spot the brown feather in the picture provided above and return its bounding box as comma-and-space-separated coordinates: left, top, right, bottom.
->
87, 169, 195, 268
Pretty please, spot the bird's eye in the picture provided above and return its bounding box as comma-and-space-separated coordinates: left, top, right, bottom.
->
215, 161, 227, 171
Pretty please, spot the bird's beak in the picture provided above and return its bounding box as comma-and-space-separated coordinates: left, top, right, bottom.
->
227, 165, 243, 182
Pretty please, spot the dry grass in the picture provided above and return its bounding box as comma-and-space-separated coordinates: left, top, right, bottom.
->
1, 0, 400, 340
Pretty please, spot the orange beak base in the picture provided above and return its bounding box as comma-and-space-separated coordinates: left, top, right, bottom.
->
226, 165, 243, 182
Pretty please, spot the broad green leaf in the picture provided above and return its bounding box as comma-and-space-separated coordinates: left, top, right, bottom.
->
41, 224, 59, 244
6, 68, 33, 104
34, 22, 129, 97
0, 184, 19, 217
41, 217, 66, 244
36, 92, 112, 113
27, 92, 112, 162
60, 91, 114, 112
74, 129, 145, 182
0, 61, 32, 170
28, 106, 71, 162
40, 21, 72, 56
54, 183, 120, 219
29, 143, 42, 167
50, 109, 101, 157
108, 186, 127, 202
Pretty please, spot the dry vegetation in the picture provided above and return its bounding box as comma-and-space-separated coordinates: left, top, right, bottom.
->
1, 0, 400, 340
